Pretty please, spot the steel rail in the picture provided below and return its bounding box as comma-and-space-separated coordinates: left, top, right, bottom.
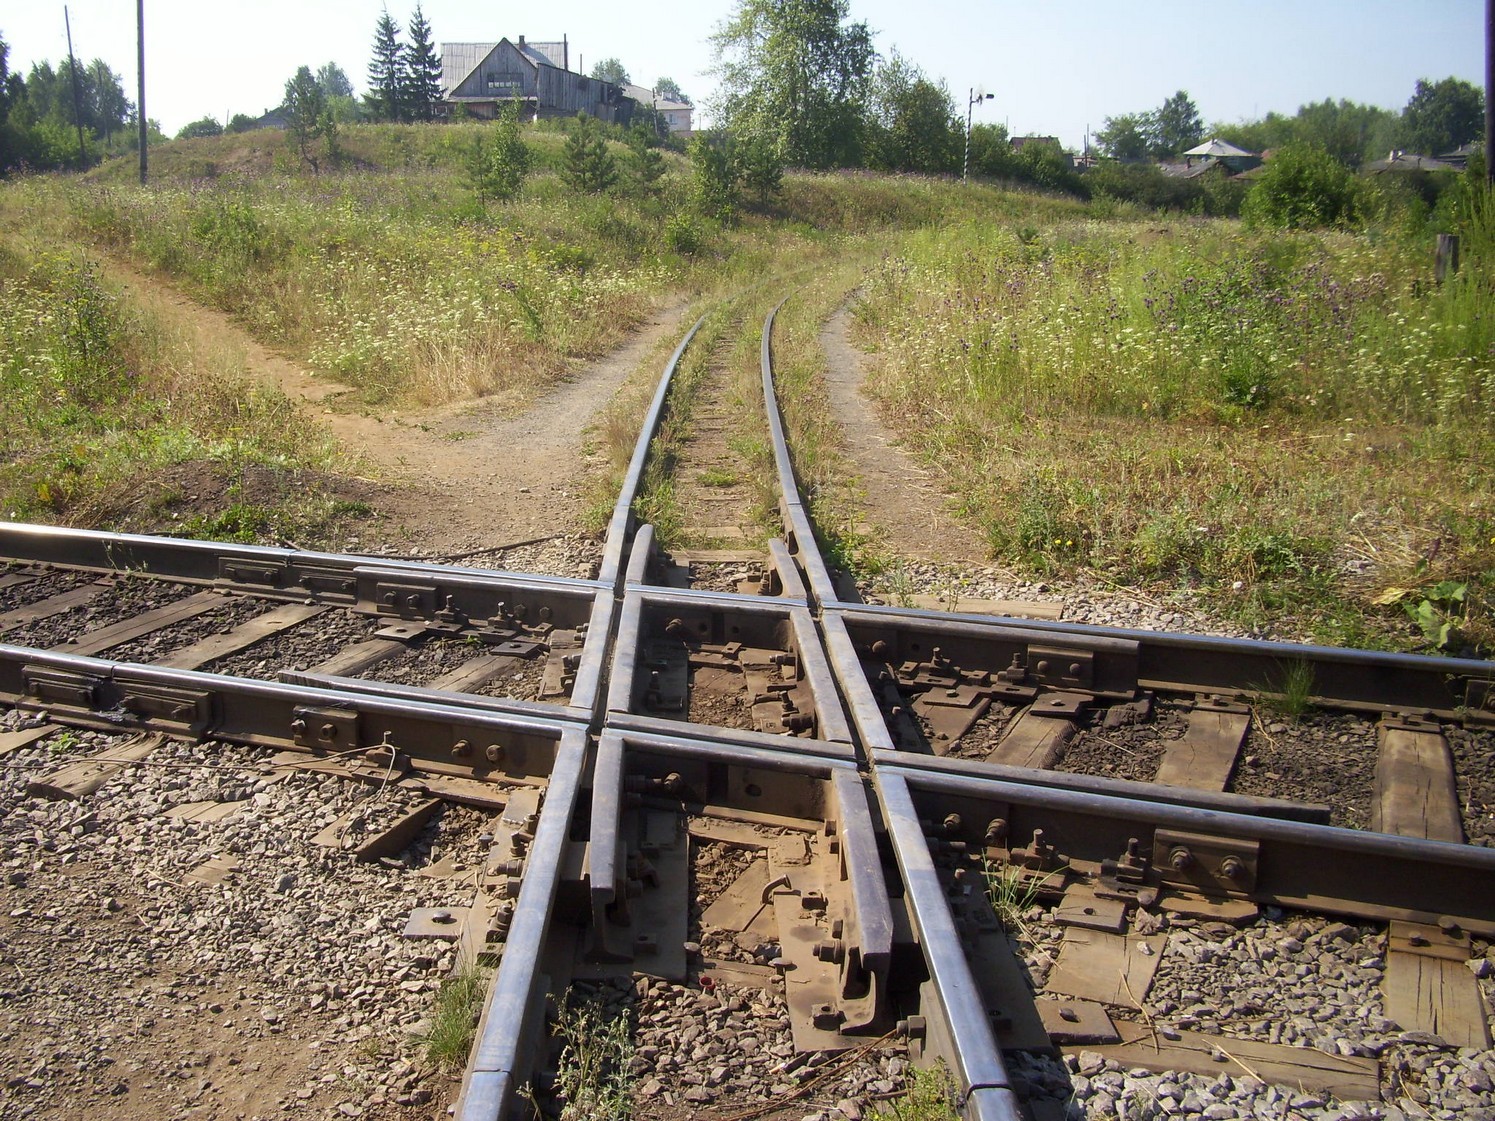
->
596, 314, 709, 593
456, 726, 589, 1120
0, 521, 602, 611
881, 760, 1495, 934
0, 644, 582, 776
830, 602, 1495, 722
7, 285, 1493, 1121
605, 585, 853, 745
877, 771, 1024, 1121
759, 298, 840, 608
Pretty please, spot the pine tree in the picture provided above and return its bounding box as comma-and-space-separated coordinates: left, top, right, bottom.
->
626, 122, 665, 196
367, 9, 404, 122
403, 4, 442, 122
561, 113, 617, 194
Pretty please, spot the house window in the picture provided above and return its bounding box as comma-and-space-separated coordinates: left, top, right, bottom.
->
486, 72, 522, 96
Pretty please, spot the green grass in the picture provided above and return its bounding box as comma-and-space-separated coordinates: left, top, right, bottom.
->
415, 968, 491, 1072
698, 467, 738, 487
884, 1063, 960, 1121
984, 860, 1054, 943
853, 215, 1495, 651
552, 999, 633, 1121
0, 238, 349, 530
1253, 659, 1316, 721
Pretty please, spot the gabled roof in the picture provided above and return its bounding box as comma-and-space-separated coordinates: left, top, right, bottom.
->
619, 83, 692, 113
441, 42, 499, 99
440, 39, 570, 100
1183, 137, 1256, 158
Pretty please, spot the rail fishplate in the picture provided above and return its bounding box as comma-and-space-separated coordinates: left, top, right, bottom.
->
1153, 828, 1260, 895
217, 558, 283, 588
291, 705, 362, 750
366, 581, 438, 619
22, 667, 101, 708
119, 683, 214, 734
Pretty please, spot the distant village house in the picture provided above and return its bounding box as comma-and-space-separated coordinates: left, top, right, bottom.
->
440, 36, 628, 124
620, 83, 693, 134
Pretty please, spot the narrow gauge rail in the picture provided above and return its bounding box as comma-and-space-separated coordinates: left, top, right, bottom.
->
0, 296, 1492, 1121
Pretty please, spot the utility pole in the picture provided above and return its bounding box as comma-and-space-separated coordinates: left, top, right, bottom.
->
64, 7, 86, 168
1486, 0, 1492, 185
137, 0, 147, 184
964, 87, 993, 183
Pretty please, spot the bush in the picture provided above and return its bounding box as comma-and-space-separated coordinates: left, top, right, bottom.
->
1242, 143, 1356, 229
689, 133, 738, 222
664, 211, 704, 255
466, 104, 530, 201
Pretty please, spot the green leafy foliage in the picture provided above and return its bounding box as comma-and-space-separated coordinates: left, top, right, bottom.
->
689, 133, 739, 222
865, 51, 959, 174
710, 0, 873, 169
624, 125, 665, 197
403, 5, 442, 121
1406, 580, 1467, 651
738, 134, 783, 207
553, 1000, 633, 1121
283, 65, 337, 173
466, 103, 530, 201
1242, 144, 1356, 229
589, 57, 630, 86
366, 9, 404, 122
1401, 77, 1484, 158
176, 116, 224, 140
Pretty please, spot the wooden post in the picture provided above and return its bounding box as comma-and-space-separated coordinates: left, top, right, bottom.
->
1435, 234, 1460, 283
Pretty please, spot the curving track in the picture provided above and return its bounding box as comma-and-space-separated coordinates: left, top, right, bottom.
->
0, 297, 1493, 1120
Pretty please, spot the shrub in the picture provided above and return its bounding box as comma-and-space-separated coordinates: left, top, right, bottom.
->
466, 104, 530, 201
1242, 143, 1356, 229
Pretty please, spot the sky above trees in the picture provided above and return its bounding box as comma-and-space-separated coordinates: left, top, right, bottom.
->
2, 0, 1485, 144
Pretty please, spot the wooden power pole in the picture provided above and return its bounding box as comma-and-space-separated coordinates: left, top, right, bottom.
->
1486, 0, 1492, 185
137, 0, 147, 184
63, 7, 86, 167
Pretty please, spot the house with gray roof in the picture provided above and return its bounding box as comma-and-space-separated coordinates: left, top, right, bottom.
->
619, 83, 693, 134
440, 36, 628, 123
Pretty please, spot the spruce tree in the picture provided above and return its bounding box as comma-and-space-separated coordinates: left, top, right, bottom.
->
404, 4, 443, 121
367, 9, 404, 122
561, 113, 617, 194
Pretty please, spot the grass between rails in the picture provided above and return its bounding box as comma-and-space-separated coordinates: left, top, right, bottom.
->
853, 216, 1495, 653
417, 968, 491, 1072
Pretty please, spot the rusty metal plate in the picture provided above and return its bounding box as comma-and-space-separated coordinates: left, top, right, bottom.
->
1054, 885, 1128, 933
1036, 998, 1120, 1045
1028, 691, 1092, 720
1153, 828, 1260, 895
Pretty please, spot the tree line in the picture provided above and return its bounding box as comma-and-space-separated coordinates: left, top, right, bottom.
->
0, 32, 137, 171
1098, 78, 1484, 168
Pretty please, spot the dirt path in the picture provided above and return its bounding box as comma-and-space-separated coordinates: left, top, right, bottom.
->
107, 261, 690, 555
819, 301, 989, 565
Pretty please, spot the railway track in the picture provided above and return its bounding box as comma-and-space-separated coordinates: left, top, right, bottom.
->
1, 296, 1493, 1121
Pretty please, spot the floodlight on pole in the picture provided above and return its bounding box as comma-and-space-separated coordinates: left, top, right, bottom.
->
964, 87, 995, 184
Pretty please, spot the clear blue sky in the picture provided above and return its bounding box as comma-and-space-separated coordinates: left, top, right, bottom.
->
2, 1, 1485, 145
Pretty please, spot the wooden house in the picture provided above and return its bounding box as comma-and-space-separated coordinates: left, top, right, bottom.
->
440, 36, 628, 123
620, 83, 694, 134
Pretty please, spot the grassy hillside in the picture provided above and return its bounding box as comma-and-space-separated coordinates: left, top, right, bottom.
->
2, 120, 1489, 651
